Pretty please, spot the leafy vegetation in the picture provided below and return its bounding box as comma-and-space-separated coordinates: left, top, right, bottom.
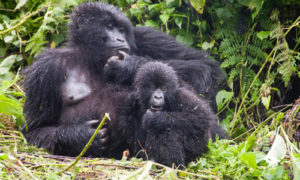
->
0, 0, 299, 179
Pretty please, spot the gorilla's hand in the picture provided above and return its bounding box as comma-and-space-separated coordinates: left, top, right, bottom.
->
104, 51, 146, 85
86, 120, 109, 150
142, 110, 166, 131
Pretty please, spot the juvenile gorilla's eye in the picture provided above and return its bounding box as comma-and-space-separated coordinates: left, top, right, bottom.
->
161, 86, 167, 92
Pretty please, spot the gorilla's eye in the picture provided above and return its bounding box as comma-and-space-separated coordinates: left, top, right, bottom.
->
119, 27, 125, 33
161, 87, 167, 92
107, 23, 113, 30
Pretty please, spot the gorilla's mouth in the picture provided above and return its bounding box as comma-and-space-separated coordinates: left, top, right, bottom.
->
107, 49, 129, 62
117, 46, 130, 53
151, 105, 163, 111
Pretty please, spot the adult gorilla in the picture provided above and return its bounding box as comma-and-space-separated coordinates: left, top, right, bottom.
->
22, 2, 222, 157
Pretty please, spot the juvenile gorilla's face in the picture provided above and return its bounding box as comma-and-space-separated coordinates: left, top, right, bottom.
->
135, 62, 179, 112
69, 2, 136, 56
148, 84, 168, 111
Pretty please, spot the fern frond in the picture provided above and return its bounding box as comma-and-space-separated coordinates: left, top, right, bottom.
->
247, 44, 266, 61
221, 55, 243, 68
228, 68, 240, 81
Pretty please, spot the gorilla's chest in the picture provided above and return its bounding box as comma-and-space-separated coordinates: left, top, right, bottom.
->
61, 68, 92, 104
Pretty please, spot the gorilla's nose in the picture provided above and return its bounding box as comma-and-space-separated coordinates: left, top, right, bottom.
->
116, 38, 125, 42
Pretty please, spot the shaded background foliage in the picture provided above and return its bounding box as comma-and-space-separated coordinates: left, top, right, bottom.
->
0, 0, 299, 179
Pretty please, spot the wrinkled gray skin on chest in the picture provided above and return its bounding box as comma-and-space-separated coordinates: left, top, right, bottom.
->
61, 69, 92, 104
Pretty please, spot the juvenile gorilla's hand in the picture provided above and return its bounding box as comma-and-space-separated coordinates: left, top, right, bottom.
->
86, 120, 109, 150
142, 110, 165, 131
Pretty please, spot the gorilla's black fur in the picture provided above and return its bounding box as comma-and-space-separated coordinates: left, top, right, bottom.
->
22, 2, 224, 158
117, 62, 225, 166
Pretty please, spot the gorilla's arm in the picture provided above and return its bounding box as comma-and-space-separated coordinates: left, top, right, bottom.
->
22, 51, 106, 156
140, 89, 213, 166
104, 55, 223, 101
104, 54, 149, 85
141, 110, 210, 166
134, 26, 209, 60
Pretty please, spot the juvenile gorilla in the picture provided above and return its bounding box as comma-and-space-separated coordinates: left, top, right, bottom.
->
22, 2, 223, 158
117, 62, 225, 166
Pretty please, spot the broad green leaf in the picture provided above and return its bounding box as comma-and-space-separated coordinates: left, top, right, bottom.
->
0, 55, 16, 75
189, 0, 205, 14
240, 152, 257, 169
264, 133, 286, 167
291, 153, 300, 180
145, 20, 159, 28
202, 41, 214, 50
0, 94, 23, 119
166, 0, 179, 7
159, 14, 170, 24
148, 4, 161, 10
215, 8, 233, 20
176, 34, 193, 46
4, 35, 14, 43
175, 17, 183, 29
264, 166, 285, 180
15, 0, 28, 10
257, 31, 271, 40
261, 96, 271, 109
0, 153, 8, 160
238, 0, 264, 20
216, 90, 234, 111
0, 48, 6, 57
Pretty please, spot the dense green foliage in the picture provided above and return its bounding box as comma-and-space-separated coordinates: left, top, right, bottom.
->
0, 0, 299, 178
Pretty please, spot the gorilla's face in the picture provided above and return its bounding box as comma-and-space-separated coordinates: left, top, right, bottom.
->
69, 2, 136, 56
135, 62, 179, 112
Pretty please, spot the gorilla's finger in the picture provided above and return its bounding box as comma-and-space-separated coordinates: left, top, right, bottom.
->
100, 137, 109, 144
99, 128, 108, 137
118, 50, 129, 60
87, 120, 100, 128
107, 56, 120, 62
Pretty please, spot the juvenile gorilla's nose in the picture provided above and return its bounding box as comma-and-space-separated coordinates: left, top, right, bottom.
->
154, 94, 162, 99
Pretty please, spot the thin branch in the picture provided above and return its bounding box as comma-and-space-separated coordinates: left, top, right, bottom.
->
0, 8, 14, 12
57, 113, 110, 175
0, 7, 46, 36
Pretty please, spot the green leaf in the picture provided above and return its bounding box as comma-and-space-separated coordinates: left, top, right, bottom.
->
240, 152, 257, 169
4, 36, 14, 43
0, 153, 8, 160
189, 0, 205, 14
176, 34, 193, 46
261, 96, 271, 109
0, 48, 6, 58
216, 90, 234, 111
15, 0, 28, 10
148, 4, 161, 10
145, 20, 159, 28
238, 0, 264, 20
159, 14, 170, 24
257, 31, 271, 40
0, 94, 23, 119
201, 41, 214, 50
166, 0, 179, 7
175, 17, 183, 29
291, 153, 300, 180
264, 133, 286, 167
0, 55, 16, 75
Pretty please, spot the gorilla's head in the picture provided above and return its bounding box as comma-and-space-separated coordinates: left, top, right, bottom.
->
135, 62, 179, 112
69, 2, 136, 56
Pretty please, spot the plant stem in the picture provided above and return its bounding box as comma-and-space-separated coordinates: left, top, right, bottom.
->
0, 7, 46, 36
57, 113, 110, 175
